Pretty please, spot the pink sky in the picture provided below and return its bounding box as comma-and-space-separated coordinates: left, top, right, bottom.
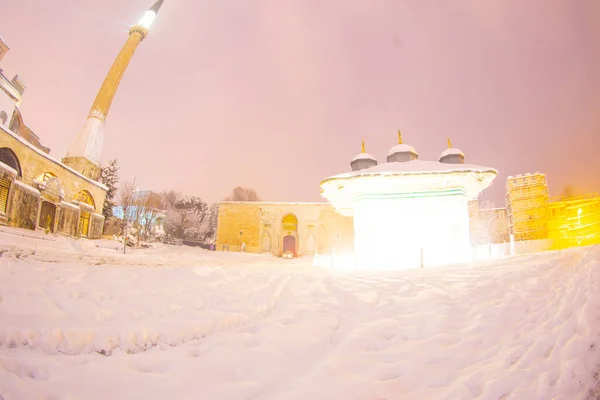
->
2, 0, 600, 204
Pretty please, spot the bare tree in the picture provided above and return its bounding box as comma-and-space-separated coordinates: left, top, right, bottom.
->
472, 200, 505, 245
141, 191, 164, 241
118, 179, 136, 254
224, 186, 261, 202
160, 190, 182, 209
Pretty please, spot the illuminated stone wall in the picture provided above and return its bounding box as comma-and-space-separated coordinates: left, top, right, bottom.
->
216, 202, 354, 256
0, 127, 107, 238
58, 203, 80, 237
8, 181, 40, 230
547, 195, 600, 250
89, 213, 105, 239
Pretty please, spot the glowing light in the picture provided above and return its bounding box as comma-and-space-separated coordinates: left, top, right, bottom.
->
138, 10, 156, 29
352, 192, 472, 270
320, 163, 497, 271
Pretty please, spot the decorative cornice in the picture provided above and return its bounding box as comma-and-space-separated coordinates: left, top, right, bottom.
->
129, 25, 150, 40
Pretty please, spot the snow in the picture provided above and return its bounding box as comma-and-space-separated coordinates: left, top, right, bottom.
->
1, 230, 600, 399
0, 160, 17, 176
440, 147, 465, 158
13, 179, 40, 195
0, 125, 108, 191
352, 152, 377, 162
324, 159, 497, 181
388, 143, 418, 156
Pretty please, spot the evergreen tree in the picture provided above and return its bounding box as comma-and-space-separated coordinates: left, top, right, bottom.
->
100, 159, 120, 219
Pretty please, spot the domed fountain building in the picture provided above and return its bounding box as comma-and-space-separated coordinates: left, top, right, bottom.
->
320, 131, 497, 270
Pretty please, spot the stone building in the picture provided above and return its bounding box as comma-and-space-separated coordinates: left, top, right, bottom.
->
216, 134, 505, 260
0, 36, 106, 238
216, 202, 353, 257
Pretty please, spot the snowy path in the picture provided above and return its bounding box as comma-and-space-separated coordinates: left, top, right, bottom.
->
0, 234, 600, 399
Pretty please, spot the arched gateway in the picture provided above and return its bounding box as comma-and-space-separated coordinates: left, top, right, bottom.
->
281, 213, 298, 257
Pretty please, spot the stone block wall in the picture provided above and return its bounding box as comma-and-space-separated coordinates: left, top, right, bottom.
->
215, 201, 355, 256
57, 202, 80, 237
89, 213, 105, 239
8, 181, 40, 230
216, 202, 261, 252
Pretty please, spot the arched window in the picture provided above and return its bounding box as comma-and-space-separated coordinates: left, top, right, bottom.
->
36, 172, 57, 182
73, 190, 96, 209
0, 147, 22, 177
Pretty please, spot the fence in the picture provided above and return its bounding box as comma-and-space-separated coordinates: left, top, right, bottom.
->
471, 239, 553, 262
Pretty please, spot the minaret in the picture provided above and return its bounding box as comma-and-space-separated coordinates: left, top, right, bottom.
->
62, 0, 164, 181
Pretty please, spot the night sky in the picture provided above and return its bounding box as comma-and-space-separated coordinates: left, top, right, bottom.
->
2, 0, 599, 204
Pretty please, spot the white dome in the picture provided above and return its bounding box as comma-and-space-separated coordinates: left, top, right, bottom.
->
352, 152, 377, 162
388, 143, 418, 156
440, 147, 465, 158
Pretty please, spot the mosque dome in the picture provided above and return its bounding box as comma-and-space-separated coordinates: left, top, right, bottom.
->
439, 138, 465, 164
350, 141, 378, 172
387, 130, 418, 163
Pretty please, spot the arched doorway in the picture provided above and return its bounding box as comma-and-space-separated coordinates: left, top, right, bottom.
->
73, 190, 95, 237
281, 213, 298, 257
0, 147, 22, 177
39, 201, 57, 232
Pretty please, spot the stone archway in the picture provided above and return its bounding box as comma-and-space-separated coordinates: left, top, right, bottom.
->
0, 147, 22, 177
281, 213, 298, 257
73, 190, 95, 237
39, 201, 57, 232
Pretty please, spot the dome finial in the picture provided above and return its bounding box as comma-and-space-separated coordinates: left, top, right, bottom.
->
447, 138, 452, 148
398, 130, 404, 144
361, 140, 366, 153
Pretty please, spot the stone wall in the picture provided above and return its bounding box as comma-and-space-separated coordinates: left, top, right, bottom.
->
0, 126, 107, 239
57, 202, 80, 237
89, 213, 105, 239
216, 201, 355, 257
0, 127, 106, 217
216, 202, 261, 252
8, 181, 40, 230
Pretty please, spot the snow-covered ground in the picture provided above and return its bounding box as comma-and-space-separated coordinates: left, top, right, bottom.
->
1, 228, 600, 400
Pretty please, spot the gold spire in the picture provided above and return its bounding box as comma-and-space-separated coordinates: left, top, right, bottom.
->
398, 130, 403, 144
447, 138, 452, 148
361, 140, 366, 153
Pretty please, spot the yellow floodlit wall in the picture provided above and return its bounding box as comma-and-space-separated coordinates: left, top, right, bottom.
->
506, 173, 549, 241
547, 194, 600, 250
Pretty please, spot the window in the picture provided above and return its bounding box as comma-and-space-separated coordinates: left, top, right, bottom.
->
0, 177, 9, 214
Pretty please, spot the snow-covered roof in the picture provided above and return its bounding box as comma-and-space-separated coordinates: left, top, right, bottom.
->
0, 160, 18, 176
440, 148, 465, 158
324, 159, 497, 181
351, 152, 377, 162
14, 180, 40, 196
388, 143, 418, 156
320, 160, 498, 214
0, 125, 108, 191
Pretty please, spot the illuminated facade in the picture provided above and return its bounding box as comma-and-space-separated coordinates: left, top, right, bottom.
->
0, 37, 106, 237
0, 1, 164, 238
547, 194, 600, 249
320, 132, 497, 270
215, 201, 353, 257
506, 173, 549, 241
